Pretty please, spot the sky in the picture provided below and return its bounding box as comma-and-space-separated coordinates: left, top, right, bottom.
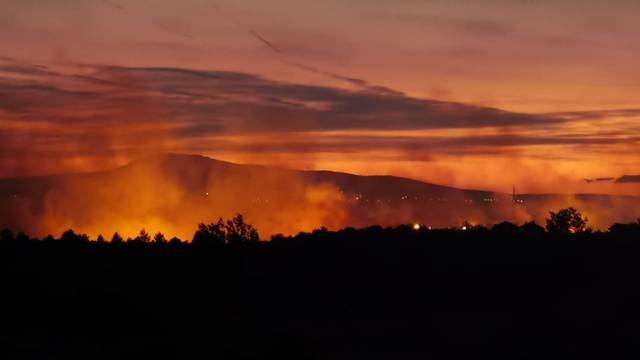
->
1, 0, 639, 194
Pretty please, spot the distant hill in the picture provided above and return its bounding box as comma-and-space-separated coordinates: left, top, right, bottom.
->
0, 153, 638, 237
0, 153, 495, 208
113, 153, 494, 199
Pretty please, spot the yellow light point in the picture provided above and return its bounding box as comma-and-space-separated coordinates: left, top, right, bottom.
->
461, 225, 467, 231
413, 223, 420, 230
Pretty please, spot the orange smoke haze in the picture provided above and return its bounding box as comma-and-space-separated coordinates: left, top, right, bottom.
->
2, 154, 638, 240
1, 156, 349, 239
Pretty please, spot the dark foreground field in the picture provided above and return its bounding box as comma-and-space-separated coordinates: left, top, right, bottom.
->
2, 226, 640, 359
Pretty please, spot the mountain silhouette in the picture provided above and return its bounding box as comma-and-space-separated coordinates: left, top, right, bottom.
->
0, 153, 638, 236
110, 153, 495, 199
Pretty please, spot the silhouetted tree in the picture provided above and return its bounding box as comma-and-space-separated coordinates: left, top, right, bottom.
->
44, 234, 55, 242
135, 229, 151, 243
96, 234, 105, 243
60, 229, 89, 243
0, 228, 13, 242
491, 221, 520, 234
193, 218, 226, 247
15, 231, 29, 242
312, 226, 329, 235
111, 232, 123, 244
153, 232, 166, 244
226, 214, 259, 244
60, 229, 75, 241
546, 207, 588, 234
270, 233, 286, 242
168, 236, 182, 245
460, 220, 487, 232
520, 222, 545, 237
609, 220, 640, 238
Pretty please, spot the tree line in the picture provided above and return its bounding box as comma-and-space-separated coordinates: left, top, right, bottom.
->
0, 214, 259, 245
1, 208, 639, 245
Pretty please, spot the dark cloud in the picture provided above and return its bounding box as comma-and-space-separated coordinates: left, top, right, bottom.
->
0, 64, 57, 77
548, 109, 640, 121
200, 134, 640, 156
584, 177, 615, 183
617, 175, 640, 183
0, 62, 565, 134
0, 82, 102, 114
2, 60, 622, 177
280, 60, 405, 96
580, 176, 640, 185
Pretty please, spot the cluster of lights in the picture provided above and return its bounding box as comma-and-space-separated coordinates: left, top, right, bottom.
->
412, 223, 469, 231
412, 223, 432, 231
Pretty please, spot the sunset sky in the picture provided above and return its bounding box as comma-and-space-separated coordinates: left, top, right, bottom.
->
2, 0, 639, 194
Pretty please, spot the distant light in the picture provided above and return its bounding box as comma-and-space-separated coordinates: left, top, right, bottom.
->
461, 225, 467, 231
205, 192, 209, 196
413, 223, 420, 230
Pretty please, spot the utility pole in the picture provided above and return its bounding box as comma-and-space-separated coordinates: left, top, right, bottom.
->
511, 185, 517, 222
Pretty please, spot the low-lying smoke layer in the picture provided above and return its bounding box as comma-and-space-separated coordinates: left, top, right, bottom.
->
1, 154, 638, 239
